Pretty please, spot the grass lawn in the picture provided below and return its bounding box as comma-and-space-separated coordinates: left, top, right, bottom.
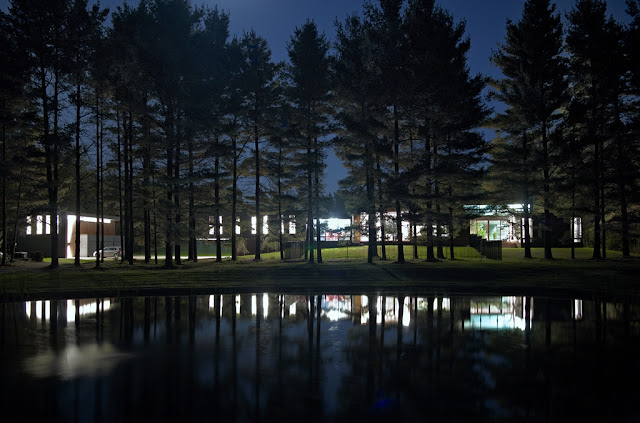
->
1, 246, 639, 302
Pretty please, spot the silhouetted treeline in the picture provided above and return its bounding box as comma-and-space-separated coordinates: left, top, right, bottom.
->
1, 0, 639, 267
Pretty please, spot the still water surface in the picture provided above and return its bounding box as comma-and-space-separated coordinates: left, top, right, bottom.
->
1, 292, 640, 422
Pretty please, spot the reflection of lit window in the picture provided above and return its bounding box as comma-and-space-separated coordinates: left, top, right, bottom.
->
574, 299, 583, 319
573, 217, 582, 242
289, 216, 296, 234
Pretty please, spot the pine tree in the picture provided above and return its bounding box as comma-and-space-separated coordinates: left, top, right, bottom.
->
333, 14, 385, 264
9, 0, 74, 268
490, 0, 567, 260
566, 0, 626, 259
286, 20, 332, 263
238, 31, 279, 260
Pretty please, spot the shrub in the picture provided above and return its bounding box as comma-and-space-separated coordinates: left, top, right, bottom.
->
29, 251, 43, 262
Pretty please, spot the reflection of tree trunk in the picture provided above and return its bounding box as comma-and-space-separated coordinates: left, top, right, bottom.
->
380, 296, 386, 354
188, 296, 196, 346
316, 295, 321, 351
397, 295, 404, 361
571, 300, 577, 352
308, 296, 314, 351
75, 299, 80, 342
413, 297, 418, 345
367, 294, 377, 405
602, 300, 607, 345
624, 300, 630, 339
595, 298, 602, 344
255, 294, 262, 423
144, 297, 150, 345
232, 302, 238, 423
545, 298, 551, 348
50, 300, 58, 340
165, 297, 172, 345
315, 295, 322, 420
436, 297, 442, 382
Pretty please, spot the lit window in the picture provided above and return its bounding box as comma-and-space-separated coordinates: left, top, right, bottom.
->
236, 218, 240, 235
263, 215, 268, 235
251, 216, 257, 234
26, 216, 32, 235
36, 215, 43, 235
45, 215, 50, 234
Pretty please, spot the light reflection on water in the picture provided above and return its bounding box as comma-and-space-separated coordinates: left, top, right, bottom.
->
1, 292, 640, 422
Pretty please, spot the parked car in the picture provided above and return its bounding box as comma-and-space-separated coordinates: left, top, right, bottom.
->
93, 246, 122, 259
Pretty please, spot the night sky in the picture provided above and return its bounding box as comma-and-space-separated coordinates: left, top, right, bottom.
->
1, 0, 632, 193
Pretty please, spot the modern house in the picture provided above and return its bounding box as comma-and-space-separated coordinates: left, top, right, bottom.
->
17, 213, 120, 258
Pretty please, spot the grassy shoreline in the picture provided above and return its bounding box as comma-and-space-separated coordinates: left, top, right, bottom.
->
1, 247, 639, 302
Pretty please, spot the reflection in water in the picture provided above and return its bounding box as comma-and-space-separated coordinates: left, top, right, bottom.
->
1, 292, 640, 422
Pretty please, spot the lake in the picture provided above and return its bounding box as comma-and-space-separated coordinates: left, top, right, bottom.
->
1, 291, 639, 422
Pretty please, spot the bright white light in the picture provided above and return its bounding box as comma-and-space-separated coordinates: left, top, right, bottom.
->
79, 216, 112, 223
263, 294, 268, 318
402, 301, 411, 327
289, 302, 296, 316
326, 309, 349, 321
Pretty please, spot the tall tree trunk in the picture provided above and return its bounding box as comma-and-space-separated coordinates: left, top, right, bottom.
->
307, 138, 314, 264
434, 141, 444, 259
165, 107, 174, 267
376, 153, 386, 260
152, 167, 158, 265
592, 135, 601, 259
215, 137, 221, 262
522, 132, 532, 259
1, 117, 5, 265
393, 104, 404, 263
174, 123, 181, 265
425, 125, 435, 261
448, 205, 455, 259
231, 135, 237, 261
117, 106, 124, 264
254, 122, 261, 261
315, 137, 322, 263
46, 63, 61, 268
613, 99, 630, 257
542, 121, 553, 259
365, 141, 376, 264
95, 91, 101, 269
144, 113, 151, 264
74, 84, 81, 265
600, 142, 606, 260
10, 144, 24, 263
128, 111, 134, 265
188, 136, 196, 262
100, 109, 105, 263
278, 147, 284, 261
